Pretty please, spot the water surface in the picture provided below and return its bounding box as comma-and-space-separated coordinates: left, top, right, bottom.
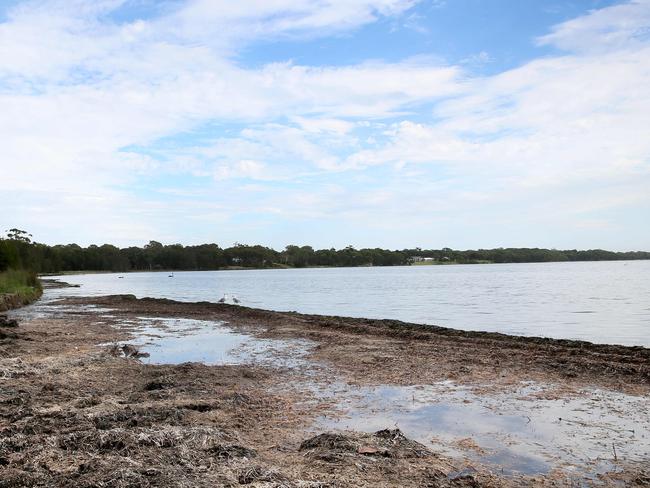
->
114, 316, 314, 368
49, 260, 650, 346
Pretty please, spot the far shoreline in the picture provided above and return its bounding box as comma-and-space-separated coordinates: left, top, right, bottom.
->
39, 257, 650, 277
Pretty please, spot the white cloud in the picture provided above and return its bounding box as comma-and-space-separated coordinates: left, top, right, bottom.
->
213, 159, 268, 180
0, 0, 649, 249
537, 0, 650, 53
290, 116, 355, 135
167, 0, 416, 47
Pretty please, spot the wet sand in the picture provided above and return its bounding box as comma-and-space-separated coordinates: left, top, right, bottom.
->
1, 290, 649, 487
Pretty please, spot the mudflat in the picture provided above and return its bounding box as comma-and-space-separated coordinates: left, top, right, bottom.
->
1, 291, 648, 487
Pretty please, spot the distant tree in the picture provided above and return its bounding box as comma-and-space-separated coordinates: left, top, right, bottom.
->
0, 233, 647, 274
0, 241, 9, 271
283, 245, 314, 267
5, 228, 32, 243
144, 241, 164, 269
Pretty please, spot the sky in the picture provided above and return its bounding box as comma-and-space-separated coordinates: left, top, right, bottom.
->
0, 0, 649, 251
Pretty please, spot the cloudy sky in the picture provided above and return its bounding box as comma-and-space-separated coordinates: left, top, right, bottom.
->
1, 0, 649, 250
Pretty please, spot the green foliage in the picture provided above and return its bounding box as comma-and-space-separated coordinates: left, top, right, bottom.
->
5, 228, 32, 243
0, 269, 42, 305
0, 242, 10, 272
0, 268, 40, 291
1, 228, 649, 273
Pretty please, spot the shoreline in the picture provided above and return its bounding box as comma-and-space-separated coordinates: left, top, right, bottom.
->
1, 291, 648, 486
61, 294, 650, 391
38, 276, 650, 355
56, 290, 650, 356
84, 293, 650, 351
39, 256, 650, 276
0, 289, 42, 312
0, 270, 43, 312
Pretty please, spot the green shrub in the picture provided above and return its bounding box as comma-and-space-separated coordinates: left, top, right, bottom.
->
0, 269, 42, 300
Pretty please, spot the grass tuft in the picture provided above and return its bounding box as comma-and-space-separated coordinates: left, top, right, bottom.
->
0, 269, 42, 307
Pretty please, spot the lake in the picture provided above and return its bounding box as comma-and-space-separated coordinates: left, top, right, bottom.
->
49, 260, 650, 347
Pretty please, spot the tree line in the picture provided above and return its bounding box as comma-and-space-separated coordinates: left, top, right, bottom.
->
1, 229, 648, 273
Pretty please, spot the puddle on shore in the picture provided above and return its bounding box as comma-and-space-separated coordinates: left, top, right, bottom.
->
314, 382, 650, 478
115, 317, 314, 368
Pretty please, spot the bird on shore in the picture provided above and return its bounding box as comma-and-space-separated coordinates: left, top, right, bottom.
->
218, 293, 241, 305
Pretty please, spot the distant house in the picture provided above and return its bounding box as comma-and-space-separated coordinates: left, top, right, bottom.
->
411, 256, 435, 263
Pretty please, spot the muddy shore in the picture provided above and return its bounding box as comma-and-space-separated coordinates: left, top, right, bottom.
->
1, 291, 649, 487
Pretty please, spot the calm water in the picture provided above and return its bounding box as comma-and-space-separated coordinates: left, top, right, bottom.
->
49, 260, 650, 347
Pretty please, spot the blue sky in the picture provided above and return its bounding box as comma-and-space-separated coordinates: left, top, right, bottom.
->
240, 1, 617, 72
1, 0, 649, 250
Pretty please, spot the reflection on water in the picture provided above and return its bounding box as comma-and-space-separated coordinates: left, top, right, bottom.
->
315, 383, 650, 477
47, 260, 650, 346
111, 316, 314, 368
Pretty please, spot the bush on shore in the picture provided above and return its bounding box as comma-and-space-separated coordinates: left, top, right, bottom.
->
0, 269, 42, 307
